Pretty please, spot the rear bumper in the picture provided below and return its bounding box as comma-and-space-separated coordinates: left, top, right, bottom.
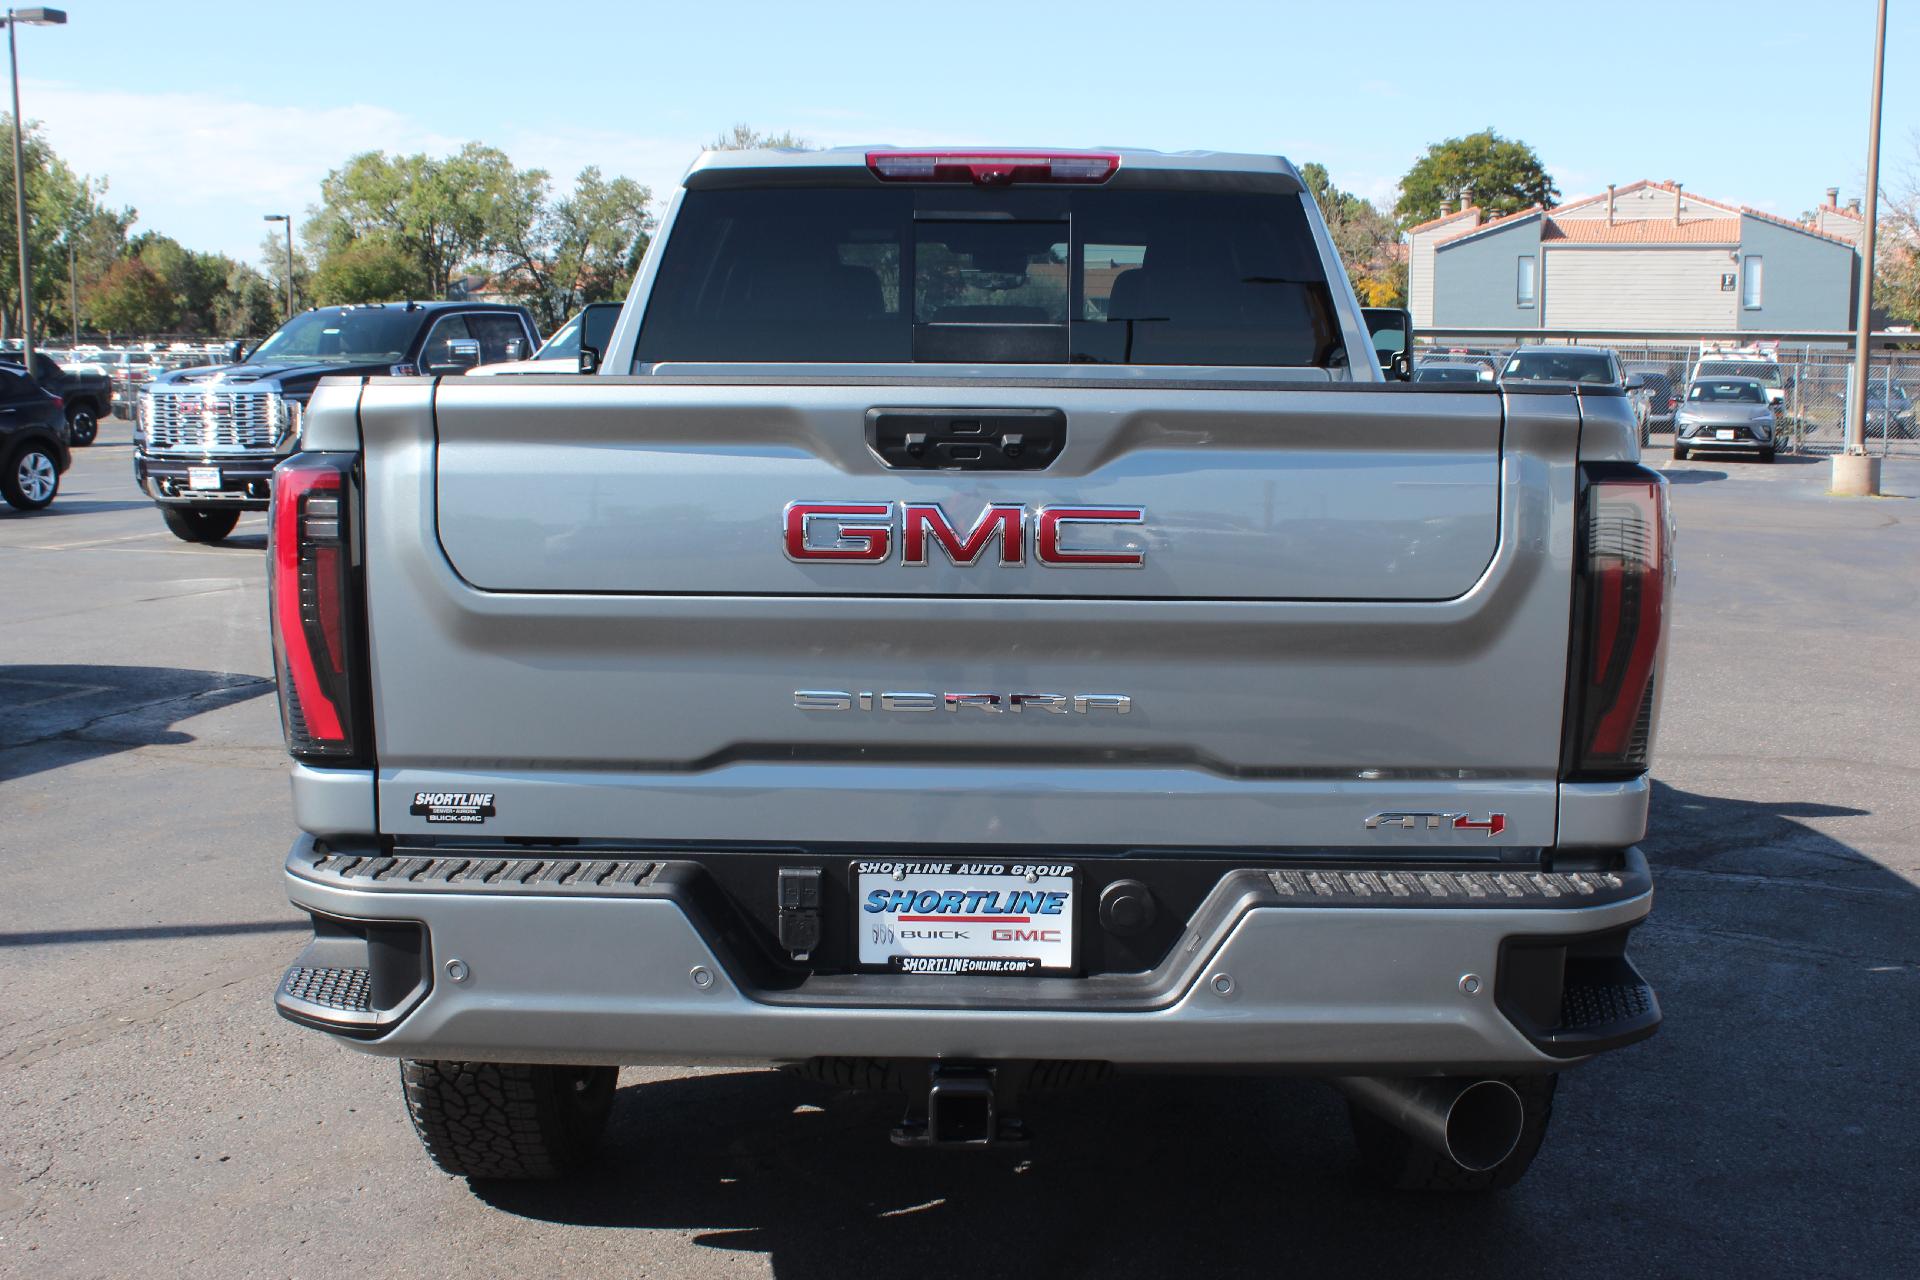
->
278, 836, 1658, 1073
134, 450, 276, 507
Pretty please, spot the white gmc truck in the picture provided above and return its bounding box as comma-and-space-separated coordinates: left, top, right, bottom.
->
268, 147, 1670, 1192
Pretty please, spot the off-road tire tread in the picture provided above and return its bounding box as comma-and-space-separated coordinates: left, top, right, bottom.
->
1348, 1073, 1558, 1193
400, 1060, 615, 1180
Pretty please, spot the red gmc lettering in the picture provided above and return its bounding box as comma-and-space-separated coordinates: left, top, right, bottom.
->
992, 927, 1063, 943
1035, 506, 1146, 568
786, 502, 1146, 567
901, 503, 1024, 565
783, 503, 893, 562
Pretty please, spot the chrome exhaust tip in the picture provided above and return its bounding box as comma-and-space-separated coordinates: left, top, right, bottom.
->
1334, 1076, 1526, 1172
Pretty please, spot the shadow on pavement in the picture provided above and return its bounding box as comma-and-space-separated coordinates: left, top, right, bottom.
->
1658, 468, 1728, 484
464, 779, 1918, 1279
0, 663, 272, 782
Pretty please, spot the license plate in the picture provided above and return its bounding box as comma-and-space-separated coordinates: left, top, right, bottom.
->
188, 466, 223, 490
853, 860, 1075, 974
1715, 429, 1736, 441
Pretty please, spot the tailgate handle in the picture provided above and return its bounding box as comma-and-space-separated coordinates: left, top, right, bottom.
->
866, 408, 1064, 471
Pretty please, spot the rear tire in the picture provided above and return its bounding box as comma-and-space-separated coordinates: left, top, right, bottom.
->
161, 507, 240, 543
2, 442, 60, 510
400, 1060, 617, 1180
67, 406, 99, 447
1347, 1073, 1557, 1193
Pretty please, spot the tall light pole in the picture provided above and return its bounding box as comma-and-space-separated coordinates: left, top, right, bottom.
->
263, 213, 293, 321
64, 227, 73, 337
1837, 0, 1889, 497
5, 8, 65, 366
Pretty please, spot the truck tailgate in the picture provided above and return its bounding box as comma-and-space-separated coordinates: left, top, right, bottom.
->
360, 377, 1579, 847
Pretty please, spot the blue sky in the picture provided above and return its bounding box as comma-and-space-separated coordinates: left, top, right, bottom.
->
18, 0, 1918, 264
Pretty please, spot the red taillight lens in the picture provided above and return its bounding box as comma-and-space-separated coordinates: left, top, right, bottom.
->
1566, 466, 1671, 779
269, 453, 364, 762
865, 150, 1119, 185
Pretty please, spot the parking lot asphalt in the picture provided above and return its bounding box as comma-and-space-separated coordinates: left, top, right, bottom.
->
3, 423, 1917, 1279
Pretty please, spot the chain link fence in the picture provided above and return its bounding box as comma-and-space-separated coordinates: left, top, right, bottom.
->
1416, 337, 1920, 455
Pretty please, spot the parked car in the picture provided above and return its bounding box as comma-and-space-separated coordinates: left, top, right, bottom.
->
135, 300, 539, 542
1860, 381, 1917, 440
1689, 352, 1787, 410
268, 146, 1670, 1196
1412, 361, 1493, 384
99, 350, 159, 417
1673, 376, 1776, 462
1623, 363, 1680, 430
0, 363, 72, 511
469, 302, 615, 376
1500, 346, 1625, 387
0, 351, 112, 446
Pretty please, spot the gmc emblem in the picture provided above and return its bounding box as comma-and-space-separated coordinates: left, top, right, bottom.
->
783, 501, 1146, 568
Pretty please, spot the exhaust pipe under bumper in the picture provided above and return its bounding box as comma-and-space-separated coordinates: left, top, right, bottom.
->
1333, 1076, 1526, 1172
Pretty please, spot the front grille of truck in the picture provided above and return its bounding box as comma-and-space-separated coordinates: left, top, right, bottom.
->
143, 389, 279, 451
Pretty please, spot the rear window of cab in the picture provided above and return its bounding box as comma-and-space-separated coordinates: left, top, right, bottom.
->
634, 186, 1344, 368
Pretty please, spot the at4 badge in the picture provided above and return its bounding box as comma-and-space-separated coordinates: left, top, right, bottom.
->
1364, 811, 1508, 837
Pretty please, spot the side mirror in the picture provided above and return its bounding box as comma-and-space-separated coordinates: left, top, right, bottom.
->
227, 340, 247, 364
578, 344, 600, 376
441, 337, 482, 372
1360, 306, 1414, 381
1624, 373, 1648, 391
503, 338, 526, 362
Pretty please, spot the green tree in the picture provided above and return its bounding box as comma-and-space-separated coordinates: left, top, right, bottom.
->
709, 124, 813, 150
215, 262, 283, 337
0, 115, 130, 338
1299, 161, 1403, 305
308, 143, 521, 297
131, 233, 233, 334
311, 237, 431, 305
486, 166, 654, 330
85, 257, 176, 333
1394, 130, 1558, 229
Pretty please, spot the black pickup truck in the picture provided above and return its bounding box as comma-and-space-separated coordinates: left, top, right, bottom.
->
1, 352, 112, 446
135, 300, 537, 542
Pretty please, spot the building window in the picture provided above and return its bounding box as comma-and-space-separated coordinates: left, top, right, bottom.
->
1742, 255, 1764, 310
1516, 255, 1537, 308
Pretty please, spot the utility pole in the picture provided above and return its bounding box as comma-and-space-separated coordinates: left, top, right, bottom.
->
4, 8, 68, 368
1836, 0, 1889, 497
263, 214, 293, 320
65, 231, 74, 337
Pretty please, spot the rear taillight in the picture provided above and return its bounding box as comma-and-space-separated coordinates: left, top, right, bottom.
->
269, 452, 366, 763
865, 150, 1119, 185
1565, 465, 1671, 780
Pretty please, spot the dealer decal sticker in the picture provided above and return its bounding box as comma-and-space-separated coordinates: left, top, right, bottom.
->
409, 791, 496, 824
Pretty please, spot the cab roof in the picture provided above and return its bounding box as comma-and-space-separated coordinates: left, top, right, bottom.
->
682, 146, 1306, 194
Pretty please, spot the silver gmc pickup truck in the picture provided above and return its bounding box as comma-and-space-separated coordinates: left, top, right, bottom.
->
269, 147, 1671, 1192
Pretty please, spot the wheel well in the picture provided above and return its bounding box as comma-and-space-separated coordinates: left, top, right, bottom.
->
7, 430, 68, 468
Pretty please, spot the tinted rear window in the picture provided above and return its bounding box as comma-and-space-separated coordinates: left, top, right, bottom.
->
635, 186, 1342, 368
1502, 352, 1617, 385
1414, 365, 1482, 383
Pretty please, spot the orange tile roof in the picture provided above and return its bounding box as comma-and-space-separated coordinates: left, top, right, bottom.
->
1541, 217, 1741, 244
